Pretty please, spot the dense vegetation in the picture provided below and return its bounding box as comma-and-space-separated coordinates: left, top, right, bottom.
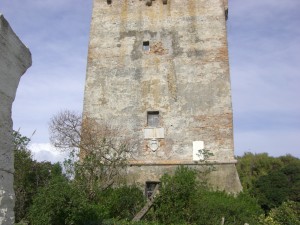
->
237, 153, 300, 213
14, 131, 300, 225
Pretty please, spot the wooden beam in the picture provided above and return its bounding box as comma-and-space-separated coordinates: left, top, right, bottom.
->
132, 184, 160, 222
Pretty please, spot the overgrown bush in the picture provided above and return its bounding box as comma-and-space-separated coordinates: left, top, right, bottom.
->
259, 201, 300, 225
150, 166, 262, 225
192, 191, 263, 225
28, 177, 145, 225
153, 166, 199, 224
28, 176, 103, 225
97, 185, 146, 220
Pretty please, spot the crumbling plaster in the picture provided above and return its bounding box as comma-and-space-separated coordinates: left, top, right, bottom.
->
0, 14, 31, 225
83, 0, 242, 193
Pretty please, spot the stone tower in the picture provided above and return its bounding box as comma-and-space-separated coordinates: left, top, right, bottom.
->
83, 0, 242, 193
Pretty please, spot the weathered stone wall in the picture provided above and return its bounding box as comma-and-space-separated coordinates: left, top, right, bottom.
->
83, 0, 242, 193
0, 14, 31, 225
127, 163, 242, 193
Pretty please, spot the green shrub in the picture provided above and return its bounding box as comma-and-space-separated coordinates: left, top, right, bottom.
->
259, 201, 300, 225
153, 166, 199, 224
28, 177, 103, 225
269, 201, 300, 225
151, 166, 262, 225
191, 190, 262, 225
97, 185, 146, 220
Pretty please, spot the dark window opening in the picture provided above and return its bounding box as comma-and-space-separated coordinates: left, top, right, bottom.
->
107, 0, 112, 5
163, 0, 168, 5
143, 41, 150, 51
145, 181, 160, 198
147, 111, 159, 127
146, 0, 152, 6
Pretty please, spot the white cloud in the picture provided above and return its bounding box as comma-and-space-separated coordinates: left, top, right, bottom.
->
29, 143, 68, 163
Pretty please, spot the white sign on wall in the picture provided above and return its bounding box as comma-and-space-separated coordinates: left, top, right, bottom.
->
144, 128, 165, 139
193, 141, 204, 161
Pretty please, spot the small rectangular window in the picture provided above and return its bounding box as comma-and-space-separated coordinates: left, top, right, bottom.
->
147, 111, 159, 127
107, 0, 112, 4
143, 41, 150, 51
145, 181, 160, 198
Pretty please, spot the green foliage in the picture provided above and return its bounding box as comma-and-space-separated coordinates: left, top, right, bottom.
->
252, 171, 290, 211
13, 130, 64, 222
237, 152, 300, 214
28, 176, 103, 225
13, 131, 33, 221
278, 154, 300, 166
191, 191, 263, 225
28, 179, 145, 225
73, 148, 128, 199
97, 186, 146, 220
13, 130, 31, 151
151, 166, 262, 225
237, 153, 300, 192
101, 219, 164, 225
269, 201, 300, 225
153, 166, 198, 224
252, 160, 300, 212
236, 152, 284, 191
16, 129, 299, 225
259, 201, 300, 225
280, 161, 300, 202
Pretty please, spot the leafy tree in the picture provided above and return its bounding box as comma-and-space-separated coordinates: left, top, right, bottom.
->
13, 130, 64, 222
13, 130, 33, 221
236, 153, 284, 191
259, 201, 300, 225
280, 161, 300, 202
252, 171, 290, 212
252, 160, 300, 212
268, 201, 300, 225
278, 154, 300, 166
237, 153, 300, 194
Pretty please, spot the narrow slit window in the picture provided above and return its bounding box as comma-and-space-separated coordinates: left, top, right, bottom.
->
143, 41, 150, 51
147, 111, 159, 127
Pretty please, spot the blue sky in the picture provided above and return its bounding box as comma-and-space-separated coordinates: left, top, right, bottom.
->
1, 0, 299, 161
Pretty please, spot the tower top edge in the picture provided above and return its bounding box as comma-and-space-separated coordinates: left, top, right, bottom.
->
103, 0, 229, 10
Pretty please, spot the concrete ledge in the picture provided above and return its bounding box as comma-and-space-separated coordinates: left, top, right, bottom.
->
128, 159, 238, 166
